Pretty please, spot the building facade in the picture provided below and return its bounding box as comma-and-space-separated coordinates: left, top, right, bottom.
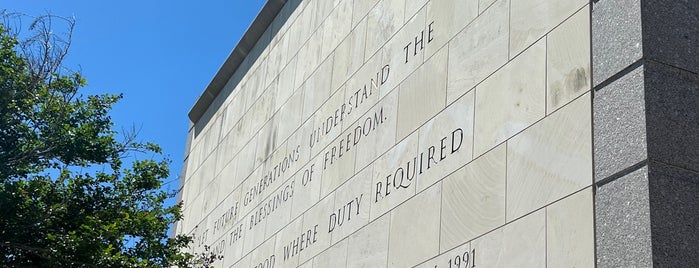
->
176, 0, 698, 267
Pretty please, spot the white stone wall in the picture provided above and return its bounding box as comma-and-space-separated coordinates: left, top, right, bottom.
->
178, 0, 593, 267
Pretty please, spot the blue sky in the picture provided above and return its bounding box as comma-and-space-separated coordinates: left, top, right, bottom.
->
3, 1, 267, 193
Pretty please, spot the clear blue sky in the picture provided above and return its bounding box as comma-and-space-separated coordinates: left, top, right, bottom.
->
3, 1, 267, 193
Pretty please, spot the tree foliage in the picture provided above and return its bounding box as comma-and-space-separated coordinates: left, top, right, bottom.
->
0, 13, 211, 267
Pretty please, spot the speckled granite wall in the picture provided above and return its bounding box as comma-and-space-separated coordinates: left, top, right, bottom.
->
592, 0, 699, 266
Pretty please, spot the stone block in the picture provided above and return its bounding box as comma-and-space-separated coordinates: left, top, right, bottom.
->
416, 90, 475, 191
301, 56, 334, 121
591, 0, 643, 86
440, 144, 506, 251
365, 0, 406, 60
641, 0, 699, 75
320, 0, 353, 61
546, 188, 595, 268
648, 162, 699, 267
593, 64, 647, 180
506, 93, 592, 220
312, 238, 348, 268
291, 156, 324, 219
446, 0, 509, 104
331, 18, 368, 92
414, 242, 472, 268
273, 218, 304, 268
347, 214, 390, 268
387, 183, 441, 267
595, 166, 653, 267
510, 0, 587, 58
299, 193, 335, 263
471, 209, 546, 268
405, 0, 429, 22
275, 56, 299, 111
546, 6, 591, 114
340, 51, 384, 130
353, 0, 382, 28
370, 132, 418, 219
473, 39, 546, 157
353, 89, 400, 172
396, 45, 448, 140
479, 0, 497, 13
644, 62, 699, 172
425, 0, 478, 59
329, 165, 372, 243
378, 4, 427, 99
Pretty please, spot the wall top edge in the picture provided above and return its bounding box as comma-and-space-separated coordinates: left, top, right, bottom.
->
187, 0, 288, 124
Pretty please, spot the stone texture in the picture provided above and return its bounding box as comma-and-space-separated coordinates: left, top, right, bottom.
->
446, 0, 508, 104
370, 132, 418, 220
404, 0, 429, 21
331, 18, 367, 92
414, 242, 472, 268
591, 0, 643, 86
593, 64, 647, 180
248, 238, 276, 268
299, 193, 335, 263
396, 45, 448, 140
641, 0, 699, 75
365, 0, 406, 60
546, 188, 595, 268
510, 0, 587, 58
648, 162, 699, 267
440, 144, 506, 251
416, 90, 475, 191
595, 166, 653, 267
644, 61, 699, 172
425, 0, 478, 59
471, 209, 546, 268
320, 137, 357, 196
377, 5, 426, 98
264, 182, 295, 237
319, 1, 352, 62
507, 93, 592, 220
328, 166, 373, 244
312, 238, 348, 268
473, 38, 546, 157
353, 0, 381, 27
275, 56, 298, 110
242, 199, 268, 253
301, 56, 334, 121
340, 52, 384, 130
479, 0, 497, 13
320, 0, 352, 61
311, 88, 347, 157
273, 218, 304, 268
291, 156, 324, 219
347, 214, 390, 268
236, 139, 258, 183
276, 88, 304, 143
387, 183, 441, 268
353, 89, 400, 172
294, 30, 324, 91
546, 6, 591, 114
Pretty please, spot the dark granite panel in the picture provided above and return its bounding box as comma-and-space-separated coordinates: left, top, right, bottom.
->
595, 166, 653, 268
641, 0, 699, 75
644, 62, 699, 172
592, 0, 643, 86
648, 162, 699, 267
593, 64, 648, 181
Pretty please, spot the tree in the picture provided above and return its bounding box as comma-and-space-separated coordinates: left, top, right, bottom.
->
0, 13, 213, 267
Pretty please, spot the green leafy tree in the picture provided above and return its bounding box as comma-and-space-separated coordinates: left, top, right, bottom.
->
0, 13, 215, 267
